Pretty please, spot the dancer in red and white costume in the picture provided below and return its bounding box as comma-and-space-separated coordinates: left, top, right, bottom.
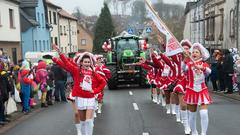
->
94, 55, 111, 114
53, 46, 106, 135
140, 58, 160, 103
172, 40, 192, 134
184, 43, 212, 135
52, 52, 82, 135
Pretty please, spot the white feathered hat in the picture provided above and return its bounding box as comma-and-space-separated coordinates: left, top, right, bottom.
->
76, 52, 95, 66
190, 43, 210, 61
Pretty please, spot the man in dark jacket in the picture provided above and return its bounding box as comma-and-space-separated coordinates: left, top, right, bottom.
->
51, 64, 67, 102
0, 61, 13, 125
222, 49, 234, 94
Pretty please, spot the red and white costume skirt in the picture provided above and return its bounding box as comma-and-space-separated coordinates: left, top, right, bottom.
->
158, 77, 171, 90
173, 77, 187, 94
184, 88, 212, 105
75, 97, 96, 110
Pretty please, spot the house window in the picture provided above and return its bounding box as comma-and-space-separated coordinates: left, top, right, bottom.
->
81, 39, 86, 46
65, 47, 67, 53
219, 9, 224, 41
53, 12, 57, 25
60, 25, 62, 35
209, 12, 215, 41
12, 48, 17, 64
54, 37, 58, 45
39, 40, 42, 51
37, 12, 40, 28
0, 11, 2, 26
230, 9, 235, 38
47, 40, 49, 50
9, 9, 15, 28
49, 11, 52, 24
35, 40, 37, 51
41, 13, 44, 28
64, 26, 66, 35
43, 40, 46, 51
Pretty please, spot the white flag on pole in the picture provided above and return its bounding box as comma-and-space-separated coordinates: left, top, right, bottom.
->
145, 0, 183, 56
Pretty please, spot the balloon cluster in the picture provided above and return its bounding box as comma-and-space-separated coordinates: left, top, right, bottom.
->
139, 38, 149, 50
102, 40, 112, 52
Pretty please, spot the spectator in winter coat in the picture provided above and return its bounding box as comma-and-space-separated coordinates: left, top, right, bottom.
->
0, 61, 13, 125
222, 49, 234, 94
51, 64, 67, 102
210, 49, 220, 91
216, 52, 225, 92
234, 59, 240, 95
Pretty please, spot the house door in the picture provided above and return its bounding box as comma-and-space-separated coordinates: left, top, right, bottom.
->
12, 48, 17, 64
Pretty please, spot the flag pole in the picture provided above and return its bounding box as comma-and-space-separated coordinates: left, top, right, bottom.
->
145, 0, 194, 62
144, 0, 180, 45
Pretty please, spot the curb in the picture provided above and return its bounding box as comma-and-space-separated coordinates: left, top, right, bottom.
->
0, 104, 43, 134
210, 91, 240, 101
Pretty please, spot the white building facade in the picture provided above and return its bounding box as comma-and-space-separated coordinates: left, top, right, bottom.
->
0, 0, 21, 63
58, 9, 78, 54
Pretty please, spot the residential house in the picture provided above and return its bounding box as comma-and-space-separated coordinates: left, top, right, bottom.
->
0, 0, 21, 64
77, 24, 94, 52
58, 9, 78, 54
46, 0, 61, 47
184, 0, 240, 50
184, 1, 205, 46
20, 0, 51, 57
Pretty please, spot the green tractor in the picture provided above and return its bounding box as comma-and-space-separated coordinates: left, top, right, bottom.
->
105, 32, 149, 89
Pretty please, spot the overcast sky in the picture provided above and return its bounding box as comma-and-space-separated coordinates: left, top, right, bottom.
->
51, 0, 190, 16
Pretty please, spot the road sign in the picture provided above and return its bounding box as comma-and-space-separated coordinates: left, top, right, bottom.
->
146, 27, 152, 33
127, 28, 134, 34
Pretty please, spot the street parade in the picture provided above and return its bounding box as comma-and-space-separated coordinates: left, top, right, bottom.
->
1, 0, 240, 135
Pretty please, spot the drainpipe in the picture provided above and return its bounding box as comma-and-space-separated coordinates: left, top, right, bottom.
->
236, 0, 239, 50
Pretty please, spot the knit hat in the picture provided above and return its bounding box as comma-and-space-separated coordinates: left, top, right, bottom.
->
37, 61, 47, 69
190, 43, 210, 61
20, 69, 30, 77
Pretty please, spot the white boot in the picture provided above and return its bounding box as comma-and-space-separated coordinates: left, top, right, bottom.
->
80, 121, 86, 135
157, 94, 161, 104
85, 119, 94, 135
161, 97, 166, 107
200, 109, 209, 135
166, 104, 171, 114
97, 103, 102, 114
152, 94, 157, 103
75, 123, 82, 135
171, 104, 176, 115
189, 112, 198, 135
181, 110, 191, 134
175, 105, 181, 122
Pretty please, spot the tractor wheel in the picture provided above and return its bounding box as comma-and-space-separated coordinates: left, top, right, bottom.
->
140, 69, 150, 88
108, 66, 118, 90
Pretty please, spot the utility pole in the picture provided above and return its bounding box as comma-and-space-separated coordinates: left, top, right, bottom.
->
68, 19, 72, 52
236, 0, 239, 50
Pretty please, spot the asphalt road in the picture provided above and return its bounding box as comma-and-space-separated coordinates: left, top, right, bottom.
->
2, 88, 240, 135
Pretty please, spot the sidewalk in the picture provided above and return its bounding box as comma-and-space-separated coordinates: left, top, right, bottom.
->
210, 91, 240, 101
0, 99, 43, 134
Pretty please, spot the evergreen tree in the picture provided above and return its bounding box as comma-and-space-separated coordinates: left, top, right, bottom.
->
93, 3, 115, 53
